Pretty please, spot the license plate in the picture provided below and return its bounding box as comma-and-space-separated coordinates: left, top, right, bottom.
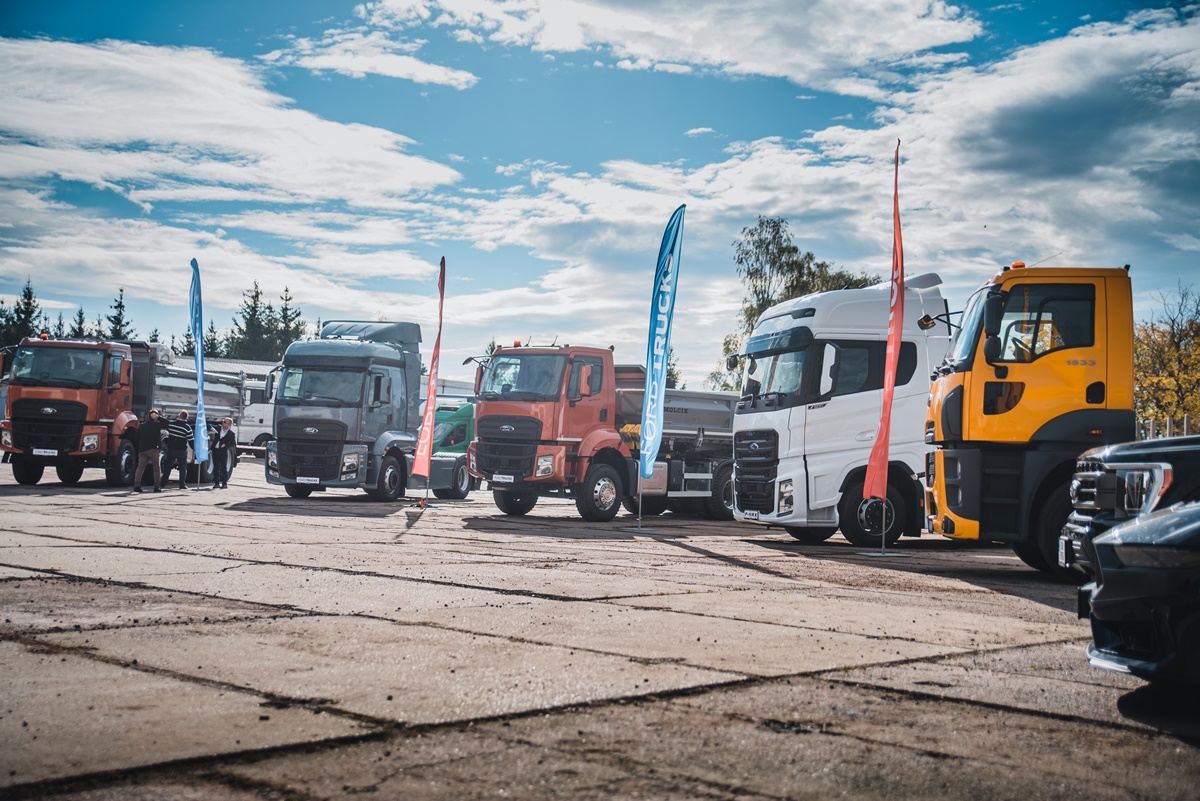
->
33, 448, 57, 457
1058, 535, 1071, 568
296, 476, 319, 485
743, 510, 760, 521
492, 474, 514, 484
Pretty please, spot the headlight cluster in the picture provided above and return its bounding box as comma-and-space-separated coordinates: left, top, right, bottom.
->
81, 433, 99, 452
536, 454, 554, 478
267, 450, 278, 471
1114, 545, 1200, 569
1115, 464, 1171, 515
778, 478, 794, 515
341, 452, 361, 479
1, 430, 12, 448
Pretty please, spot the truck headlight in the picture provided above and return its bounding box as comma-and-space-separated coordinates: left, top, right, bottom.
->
267, 450, 278, 469
81, 433, 100, 452
2, 430, 11, 448
778, 479, 794, 515
536, 454, 554, 477
1115, 464, 1171, 515
342, 453, 361, 476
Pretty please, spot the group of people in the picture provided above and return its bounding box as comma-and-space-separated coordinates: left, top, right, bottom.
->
131, 409, 237, 492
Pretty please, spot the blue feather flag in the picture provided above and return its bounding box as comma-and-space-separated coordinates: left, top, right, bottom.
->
639, 204, 685, 480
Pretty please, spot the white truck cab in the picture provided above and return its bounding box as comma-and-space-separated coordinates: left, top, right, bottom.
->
730, 274, 950, 546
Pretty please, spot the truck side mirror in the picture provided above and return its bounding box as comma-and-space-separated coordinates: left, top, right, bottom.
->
819, 342, 840, 396
264, 373, 274, 398
983, 292, 1003, 338
119, 360, 131, 387
578, 364, 594, 397
725, 354, 740, 371
474, 365, 482, 396
372, 374, 390, 405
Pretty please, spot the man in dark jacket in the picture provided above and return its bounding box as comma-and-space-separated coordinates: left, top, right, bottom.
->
210, 416, 237, 489
132, 409, 169, 492
162, 410, 194, 490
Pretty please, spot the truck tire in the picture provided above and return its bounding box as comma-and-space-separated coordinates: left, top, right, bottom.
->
253, 433, 274, 448
839, 479, 905, 548
12, 457, 44, 486
366, 454, 404, 502
105, 440, 136, 487
494, 490, 538, 516
56, 463, 85, 485
622, 495, 669, 516
285, 484, 313, 499
785, 526, 837, 544
705, 463, 735, 520
433, 458, 472, 500
576, 463, 622, 522
1032, 482, 1078, 582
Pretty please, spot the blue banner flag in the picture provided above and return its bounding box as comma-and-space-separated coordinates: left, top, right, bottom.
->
190, 258, 210, 464
639, 204, 686, 480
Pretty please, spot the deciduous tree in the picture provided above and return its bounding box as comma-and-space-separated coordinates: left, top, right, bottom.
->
1135, 283, 1200, 429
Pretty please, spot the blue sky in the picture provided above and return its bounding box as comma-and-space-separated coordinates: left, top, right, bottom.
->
1, 1, 1197, 384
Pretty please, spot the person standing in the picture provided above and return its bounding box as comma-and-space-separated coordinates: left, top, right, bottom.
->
211, 416, 237, 489
163, 410, 194, 490
132, 409, 169, 493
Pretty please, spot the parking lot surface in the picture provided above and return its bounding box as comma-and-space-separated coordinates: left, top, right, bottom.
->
2, 464, 1197, 800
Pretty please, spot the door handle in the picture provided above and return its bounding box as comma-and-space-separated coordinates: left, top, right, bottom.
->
855, 431, 875, 442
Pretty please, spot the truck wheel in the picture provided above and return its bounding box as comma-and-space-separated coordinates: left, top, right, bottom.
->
12, 457, 44, 486
285, 484, 313, 499
839, 480, 905, 548
622, 495, 669, 516
56, 463, 85, 485
785, 526, 837, 544
367, 455, 404, 502
433, 459, 472, 500
705, 463, 735, 520
253, 433, 274, 448
576, 463, 622, 522
105, 440, 136, 487
493, 490, 538, 516
1032, 482, 1079, 582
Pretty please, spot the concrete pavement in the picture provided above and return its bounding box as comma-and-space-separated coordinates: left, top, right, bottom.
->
1, 463, 1196, 799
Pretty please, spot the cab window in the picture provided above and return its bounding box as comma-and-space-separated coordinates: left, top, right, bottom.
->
996, 284, 1095, 362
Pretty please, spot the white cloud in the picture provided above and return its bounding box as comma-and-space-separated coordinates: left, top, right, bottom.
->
359, 0, 983, 96
261, 29, 479, 88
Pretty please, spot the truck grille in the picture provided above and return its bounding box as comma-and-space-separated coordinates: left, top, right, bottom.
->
475, 415, 542, 479
1063, 457, 1109, 538
734, 429, 778, 513
926, 451, 936, 488
275, 418, 346, 480
11, 399, 88, 452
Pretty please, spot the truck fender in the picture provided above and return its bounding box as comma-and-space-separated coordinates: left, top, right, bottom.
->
112, 410, 139, 446
581, 446, 630, 497
578, 428, 628, 462
838, 462, 924, 537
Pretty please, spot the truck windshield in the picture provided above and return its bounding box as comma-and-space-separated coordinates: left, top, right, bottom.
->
9, 346, 105, 389
478, 354, 566, 401
741, 349, 806, 398
946, 288, 987, 366
276, 367, 363, 406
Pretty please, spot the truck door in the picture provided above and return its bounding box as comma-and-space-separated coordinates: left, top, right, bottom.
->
964, 280, 1102, 444
365, 370, 392, 439
803, 339, 882, 511
565, 354, 607, 432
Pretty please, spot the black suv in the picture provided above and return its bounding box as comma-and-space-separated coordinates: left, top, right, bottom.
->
1060, 434, 1200, 580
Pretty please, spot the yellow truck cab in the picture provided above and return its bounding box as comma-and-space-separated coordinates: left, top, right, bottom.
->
924, 262, 1135, 577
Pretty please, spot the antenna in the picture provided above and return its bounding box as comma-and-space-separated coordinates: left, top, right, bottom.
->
1029, 252, 1063, 267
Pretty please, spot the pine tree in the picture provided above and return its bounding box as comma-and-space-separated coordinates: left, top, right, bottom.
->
275, 286, 306, 357
52, 312, 67, 339
226, 282, 275, 360
203, 319, 223, 357
0, 279, 47, 347
68, 307, 88, 338
177, 328, 196, 356
105, 288, 136, 340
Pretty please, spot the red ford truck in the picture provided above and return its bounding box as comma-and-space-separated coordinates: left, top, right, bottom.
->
1, 337, 243, 486
467, 344, 737, 522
